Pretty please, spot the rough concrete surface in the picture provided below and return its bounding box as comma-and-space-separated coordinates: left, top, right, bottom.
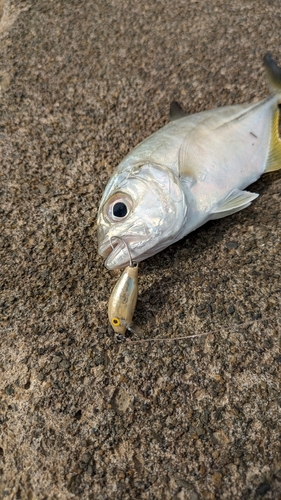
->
0, 0, 281, 498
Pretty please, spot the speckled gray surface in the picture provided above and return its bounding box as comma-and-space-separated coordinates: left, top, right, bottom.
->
0, 1, 281, 499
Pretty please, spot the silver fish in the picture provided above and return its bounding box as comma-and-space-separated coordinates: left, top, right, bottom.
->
97, 54, 281, 270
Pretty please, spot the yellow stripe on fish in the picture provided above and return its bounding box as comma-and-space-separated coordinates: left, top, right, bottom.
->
266, 107, 281, 172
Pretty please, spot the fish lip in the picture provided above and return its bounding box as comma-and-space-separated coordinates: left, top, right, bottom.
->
98, 237, 126, 260
105, 240, 125, 268
99, 233, 146, 269
98, 239, 114, 259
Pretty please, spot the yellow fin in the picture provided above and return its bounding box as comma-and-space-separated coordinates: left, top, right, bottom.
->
265, 108, 281, 172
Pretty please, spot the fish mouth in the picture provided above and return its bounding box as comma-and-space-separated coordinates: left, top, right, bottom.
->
98, 237, 127, 259
99, 234, 146, 269
98, 239, 114, 259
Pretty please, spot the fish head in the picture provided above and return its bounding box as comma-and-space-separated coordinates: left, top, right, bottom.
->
97, 163, 187, 269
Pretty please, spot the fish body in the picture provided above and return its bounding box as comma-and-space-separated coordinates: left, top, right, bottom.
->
98, 54, 281, 270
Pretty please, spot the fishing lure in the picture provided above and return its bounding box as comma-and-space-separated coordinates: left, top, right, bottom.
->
107, 238, 210, 343
107, 237, 139, 338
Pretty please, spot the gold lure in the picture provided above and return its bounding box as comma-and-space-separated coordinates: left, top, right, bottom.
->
108, 237, 139, 335
107, 238, 210, 344
108, 264, 138, 335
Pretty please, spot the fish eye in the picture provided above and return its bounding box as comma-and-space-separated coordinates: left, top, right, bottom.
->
113, 202, 127, 218
104, 192, 132, 222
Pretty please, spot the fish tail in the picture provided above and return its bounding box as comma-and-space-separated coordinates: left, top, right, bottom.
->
263, 54, 281, 172
264, 53, 281, 94
265, 108, 281, 172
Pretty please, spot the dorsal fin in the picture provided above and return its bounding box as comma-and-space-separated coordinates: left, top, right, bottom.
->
170, 101, 187, 121
264, 53, 281, 93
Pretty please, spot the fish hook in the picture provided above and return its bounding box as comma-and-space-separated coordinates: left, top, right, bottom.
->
110, 235, 135, 268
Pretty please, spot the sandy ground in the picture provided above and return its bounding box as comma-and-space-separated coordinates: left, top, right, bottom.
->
0, 0, 281, 499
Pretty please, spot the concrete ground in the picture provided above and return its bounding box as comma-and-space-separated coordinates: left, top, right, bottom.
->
0, 0, 280, 498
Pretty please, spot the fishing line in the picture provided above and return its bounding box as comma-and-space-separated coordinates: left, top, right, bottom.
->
115, 331, 210, 344
114, 317, 279, 344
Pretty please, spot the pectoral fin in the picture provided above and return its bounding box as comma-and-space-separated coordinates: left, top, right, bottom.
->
210, 189, 259, 220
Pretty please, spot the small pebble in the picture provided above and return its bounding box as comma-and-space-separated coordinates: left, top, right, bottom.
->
225, 241, 238, 249
228, 305, 235, 314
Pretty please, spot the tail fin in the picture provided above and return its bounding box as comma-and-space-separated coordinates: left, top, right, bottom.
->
264, 53, 281, 93
263, 54, 281, 172
265, 107, 281, 172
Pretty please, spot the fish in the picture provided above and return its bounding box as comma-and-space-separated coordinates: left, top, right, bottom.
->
97, 54, 281, 270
